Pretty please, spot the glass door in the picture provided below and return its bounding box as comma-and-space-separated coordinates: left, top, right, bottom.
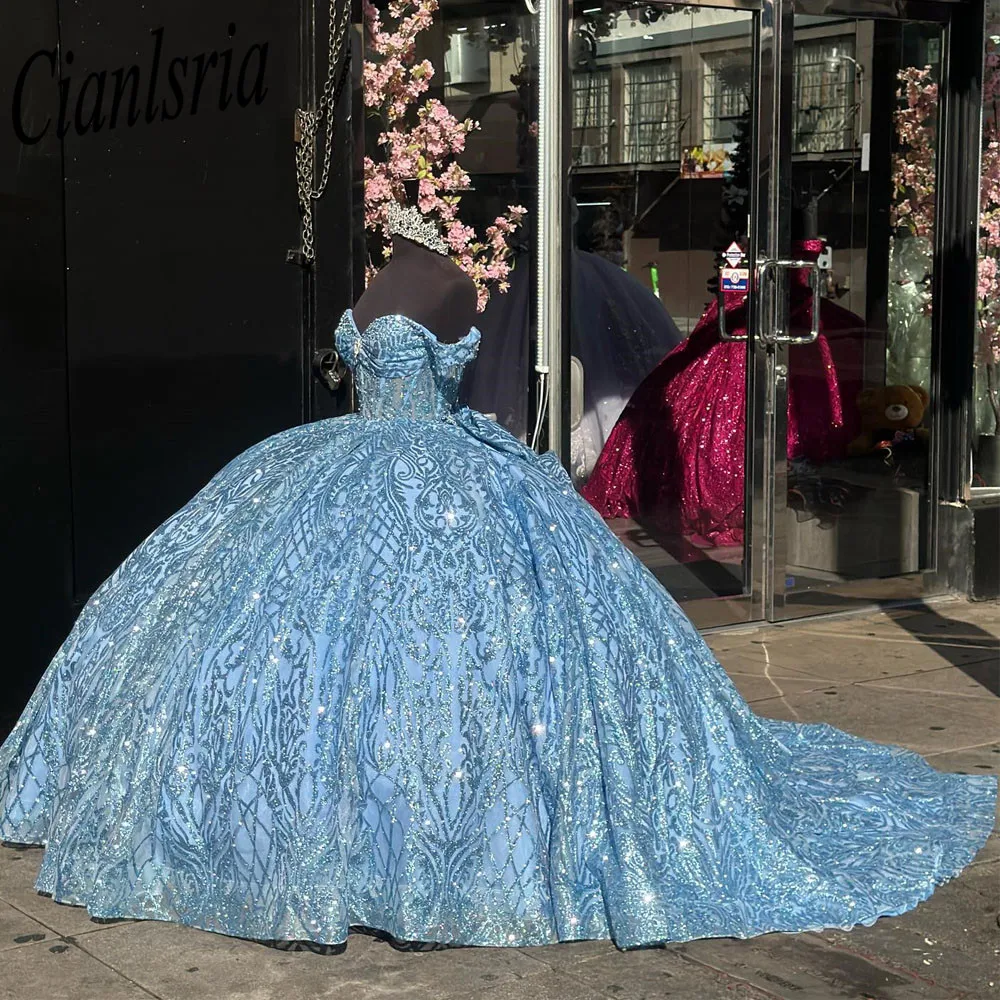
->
566, 0, 768, 629
566, 0, 956, 626
765, 10, 949, 619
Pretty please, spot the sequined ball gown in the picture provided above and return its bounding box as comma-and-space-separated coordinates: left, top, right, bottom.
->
0, 310, 993, 948
583, 241, 864, 546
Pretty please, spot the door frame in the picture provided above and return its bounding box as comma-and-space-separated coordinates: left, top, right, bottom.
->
549, 0, 983, 625
760, 0, 977, 622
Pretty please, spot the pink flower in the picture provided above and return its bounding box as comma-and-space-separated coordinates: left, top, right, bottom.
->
439, 162, 471, 190
890, 66, 936, 236
445, 221, 476, 251
362, 0, 525, 309
979, 27, 1000, 361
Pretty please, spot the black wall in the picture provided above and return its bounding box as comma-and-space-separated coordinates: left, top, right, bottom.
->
1, 1, 355, 730
1, 3, 74, 727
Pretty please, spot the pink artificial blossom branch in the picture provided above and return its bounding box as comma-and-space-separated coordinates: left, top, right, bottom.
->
979, 28, 1000, 368
362, 0, 525, 310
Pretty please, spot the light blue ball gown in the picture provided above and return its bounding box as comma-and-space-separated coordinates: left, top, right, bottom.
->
0, 310, 994, 949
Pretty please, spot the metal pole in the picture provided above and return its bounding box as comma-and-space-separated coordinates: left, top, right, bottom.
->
534, 0, 565, 455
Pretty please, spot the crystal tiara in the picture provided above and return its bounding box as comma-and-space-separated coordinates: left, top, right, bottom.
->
385, 201, 450, 257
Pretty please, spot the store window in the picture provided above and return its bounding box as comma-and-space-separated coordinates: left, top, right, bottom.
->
363, 1, 537, 437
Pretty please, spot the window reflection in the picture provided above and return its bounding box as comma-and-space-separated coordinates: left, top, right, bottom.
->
563, 6, 944, 619
573, 69, 612, 165
374, 1, 951, 617
794, 37, 860, 153
625, 62, 683, 161
703, 52, 750, 145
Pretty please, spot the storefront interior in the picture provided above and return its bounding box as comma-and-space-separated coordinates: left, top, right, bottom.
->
363, 0, 992, 628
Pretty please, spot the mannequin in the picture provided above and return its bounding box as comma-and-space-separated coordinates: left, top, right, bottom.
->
353, 237, 478, 345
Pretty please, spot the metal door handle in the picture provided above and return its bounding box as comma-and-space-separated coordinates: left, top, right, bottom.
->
718, 295, 747, 341
758, 258, 821, 345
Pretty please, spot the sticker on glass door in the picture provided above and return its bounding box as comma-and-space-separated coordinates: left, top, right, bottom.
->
722, 242, 749, 292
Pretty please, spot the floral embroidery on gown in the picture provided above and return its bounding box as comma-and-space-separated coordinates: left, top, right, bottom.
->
0, 308, 994, 948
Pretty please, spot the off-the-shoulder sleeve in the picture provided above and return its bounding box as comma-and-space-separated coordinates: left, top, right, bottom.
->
425, 326, 481, 373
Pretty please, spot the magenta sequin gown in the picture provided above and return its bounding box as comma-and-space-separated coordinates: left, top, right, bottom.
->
582, 242, 863, 546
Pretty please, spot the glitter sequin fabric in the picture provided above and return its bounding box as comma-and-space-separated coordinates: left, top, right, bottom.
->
582, 241, 864, 546
0, 310, 994, 948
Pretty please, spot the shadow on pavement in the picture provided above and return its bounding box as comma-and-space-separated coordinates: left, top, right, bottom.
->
878, 600, 999, 696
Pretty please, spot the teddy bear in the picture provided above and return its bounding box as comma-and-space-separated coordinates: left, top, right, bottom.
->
847, 384, 929, 457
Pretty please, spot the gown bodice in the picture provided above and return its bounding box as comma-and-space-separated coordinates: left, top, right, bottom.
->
336, 309, 481, 420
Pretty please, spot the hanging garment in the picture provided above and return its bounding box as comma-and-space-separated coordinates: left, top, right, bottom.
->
462, 249, 682, 482
583, 241, 864, 547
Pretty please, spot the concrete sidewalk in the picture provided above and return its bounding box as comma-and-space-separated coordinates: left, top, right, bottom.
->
2, 599, 997, 1000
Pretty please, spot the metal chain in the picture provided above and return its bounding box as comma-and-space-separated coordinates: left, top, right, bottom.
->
294, 111, 319, 262
295, 0, 353, 263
